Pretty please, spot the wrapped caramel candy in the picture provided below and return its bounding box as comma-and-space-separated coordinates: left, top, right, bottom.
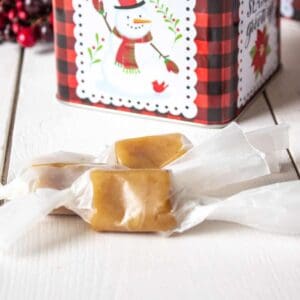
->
0, 123, 294, 249
89, 169, 176, 232
30, 163, 99, 214
31, 164, 92, 191
114, 133, 191, 169
0, 152, 104, 215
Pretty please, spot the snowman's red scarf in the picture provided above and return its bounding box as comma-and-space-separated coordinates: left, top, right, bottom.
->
113, 28, 153, 72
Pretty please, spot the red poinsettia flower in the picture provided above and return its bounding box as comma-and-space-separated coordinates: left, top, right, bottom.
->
250, 26, 271, 77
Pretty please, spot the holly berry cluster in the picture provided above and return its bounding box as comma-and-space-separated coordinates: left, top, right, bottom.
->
0, 0, 53, 47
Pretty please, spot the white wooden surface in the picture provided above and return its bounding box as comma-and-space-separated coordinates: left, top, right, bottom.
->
0, 45, 21, 178
0, 19, 300, 300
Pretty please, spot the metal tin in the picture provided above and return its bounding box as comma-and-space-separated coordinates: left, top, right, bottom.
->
281, 0, 300, 20
53, 0, 280, 126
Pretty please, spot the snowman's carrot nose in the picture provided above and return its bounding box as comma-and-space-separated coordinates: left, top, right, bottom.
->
133, 18, 151, 24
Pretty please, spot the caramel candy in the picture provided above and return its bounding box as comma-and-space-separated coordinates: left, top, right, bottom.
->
31, 163, 94, 191
90, 169, 177, 232
115, 133, 189, 169
31, 163, 96, 215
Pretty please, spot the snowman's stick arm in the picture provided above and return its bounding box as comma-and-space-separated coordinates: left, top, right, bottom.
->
150, 43, 168, 59
101, 12, 112, 33
150, 42, 179, 74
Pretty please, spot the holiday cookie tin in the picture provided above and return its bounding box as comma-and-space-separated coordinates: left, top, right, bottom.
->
281, 0, 300, 20
53, 0, 280, 126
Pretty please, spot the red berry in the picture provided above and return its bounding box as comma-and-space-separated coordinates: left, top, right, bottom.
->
16, 1, 24, 10
18, 10, 28, 20
24, 0, 43, 16
8, 9, 17, 21
0, 0, 53, 46
38, 22, 53, 42
12, 22, 21, 34
17, 27, 37, 47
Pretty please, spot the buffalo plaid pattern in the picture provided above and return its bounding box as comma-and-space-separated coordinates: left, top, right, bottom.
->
193, 0, 239, 123
53, 0, 277, 125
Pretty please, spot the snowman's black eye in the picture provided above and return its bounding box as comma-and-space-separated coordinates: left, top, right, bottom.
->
127, 16, 129, 19
139, 15, 142, 18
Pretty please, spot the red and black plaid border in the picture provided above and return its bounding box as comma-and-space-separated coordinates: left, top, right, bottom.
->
53, 0, 278, 126
54, 1, 77, 101
194, 0, 239, 124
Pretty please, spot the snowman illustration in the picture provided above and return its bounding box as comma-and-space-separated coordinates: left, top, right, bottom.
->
92, 0, 179, 96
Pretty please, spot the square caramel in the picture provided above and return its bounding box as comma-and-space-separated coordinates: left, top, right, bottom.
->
90, 169, 176, 232
115, 133, 188, 169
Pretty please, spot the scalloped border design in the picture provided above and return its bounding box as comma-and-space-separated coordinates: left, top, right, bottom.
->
73, 0, 198, 119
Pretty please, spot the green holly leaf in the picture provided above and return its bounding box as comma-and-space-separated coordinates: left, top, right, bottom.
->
175, 34, 183, 42
168, 26, 175, 33
255, 70, 261, 79
250, 46, 256, 58
148, 0, 182, 44
95, 33, 99, 44
96, 45, 103, 52
88, 48, 93, 60
92, 59, 101, 64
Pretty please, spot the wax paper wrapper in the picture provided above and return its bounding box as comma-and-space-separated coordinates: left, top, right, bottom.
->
0, 123, 292, 248
104, 133, 193, 169
0, 123, 288, 202
173, 181, 300, 235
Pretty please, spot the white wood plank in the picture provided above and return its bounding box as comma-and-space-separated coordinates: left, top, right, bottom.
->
1, 216, 300, 300
1, 43, 298, 300
266, 19, 300, 173
0, 44, 21, 178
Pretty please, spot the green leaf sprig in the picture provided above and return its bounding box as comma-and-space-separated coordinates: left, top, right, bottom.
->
88, 33, 104, 64
148, 0, 182, 42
